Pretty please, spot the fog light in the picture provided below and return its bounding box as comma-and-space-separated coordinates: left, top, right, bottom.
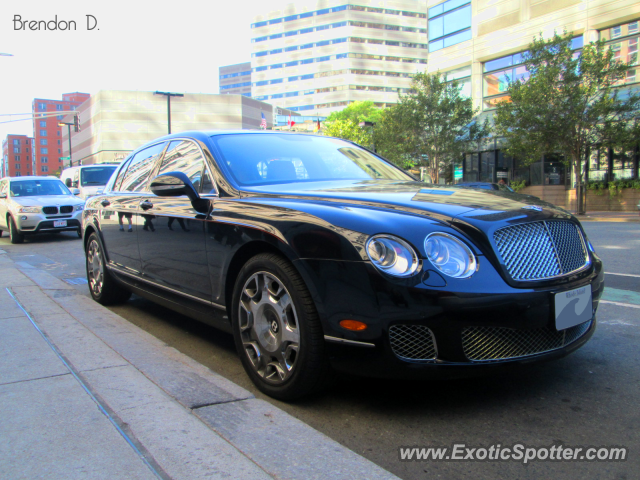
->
339, 320, 367, 331
21, 216, 28, 220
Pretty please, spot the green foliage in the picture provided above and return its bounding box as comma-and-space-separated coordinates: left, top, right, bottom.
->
494, 31, 640, 212
510, 179, 527, 193
586, 180, 606, 195
586, 179, 640, 196
325, 100, 385, 124
322, 118, 371, 146
375, 72, 489, 183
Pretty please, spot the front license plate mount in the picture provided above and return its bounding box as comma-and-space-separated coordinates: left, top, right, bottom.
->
554, 284, 592, 331
53, 220, 67, 228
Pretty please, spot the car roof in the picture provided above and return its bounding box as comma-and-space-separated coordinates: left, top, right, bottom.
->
2, 176, 60, 181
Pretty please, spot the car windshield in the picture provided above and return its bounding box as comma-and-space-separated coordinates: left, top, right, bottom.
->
209, 134, 413, 186
10, 179, 71, 197
80, 166, 117, 186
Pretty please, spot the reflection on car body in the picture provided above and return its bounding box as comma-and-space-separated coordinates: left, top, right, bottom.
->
82, 131, 604, 400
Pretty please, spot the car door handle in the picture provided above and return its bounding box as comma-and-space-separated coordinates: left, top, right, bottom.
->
101, 199, 111, 207
140, 200, 154, 210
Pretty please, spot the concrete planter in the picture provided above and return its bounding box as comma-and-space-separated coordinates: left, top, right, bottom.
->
519, 185, 640, 212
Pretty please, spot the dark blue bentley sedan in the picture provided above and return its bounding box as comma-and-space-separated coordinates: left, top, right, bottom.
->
82, 131, 603, 400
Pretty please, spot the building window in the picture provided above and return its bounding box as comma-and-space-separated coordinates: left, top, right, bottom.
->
56, 104, 63, 111
600, 20, 639, 85
38, 103, 46, 111
428, 0, 471, 52
41, 157, 48, 163
40, 139, 48, 145
40, 130, 47, 136
42, 166, 49, 172
15, 156, 20, 162
41, 148, 48, 154
13, 147, 20, 154
15, 163, 21, 170
40, 120, 46, 127
443, 65, 472, 98
13, 139, 20, 145
57, 115, 63, 120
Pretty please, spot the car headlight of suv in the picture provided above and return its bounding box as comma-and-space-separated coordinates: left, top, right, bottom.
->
366, 234, 419, 277
18, 206, 40, 213
424, 233, 477, 279
74, 204, 84, 212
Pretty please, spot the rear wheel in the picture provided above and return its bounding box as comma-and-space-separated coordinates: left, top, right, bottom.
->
8, 217, 24, 244
86, 232, 132, 305
231, 253, 331, 400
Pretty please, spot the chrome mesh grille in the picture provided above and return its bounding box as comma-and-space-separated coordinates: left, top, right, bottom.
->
389, 325, 437, 362
43, 206, 58, 215
494, 221, 587, 281
462, 320, 592, 362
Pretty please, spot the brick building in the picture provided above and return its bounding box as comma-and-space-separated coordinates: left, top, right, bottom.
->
2, 135, 35, 177
31, 93, 90, 175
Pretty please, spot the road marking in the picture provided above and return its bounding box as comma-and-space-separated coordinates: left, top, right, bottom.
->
600, 300, 640, 309
602, 287, 640, 306
605, 272, 640, 278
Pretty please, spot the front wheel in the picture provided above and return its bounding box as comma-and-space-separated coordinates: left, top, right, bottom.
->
86, 232, 132, 305
231, 253, 331, 400
8, 217, 24, 244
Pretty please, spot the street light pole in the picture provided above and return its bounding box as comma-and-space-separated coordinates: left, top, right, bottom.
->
154, 91, 184, 134
59, 117, 78, 167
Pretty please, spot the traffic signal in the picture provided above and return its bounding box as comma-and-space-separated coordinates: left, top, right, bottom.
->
73, 115, 80, 132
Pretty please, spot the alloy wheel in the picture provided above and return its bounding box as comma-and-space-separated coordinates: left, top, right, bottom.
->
87, 238, 104, 296
238, 271, 300, 384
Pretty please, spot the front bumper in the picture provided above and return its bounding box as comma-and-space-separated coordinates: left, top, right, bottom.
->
14, 212, 82, 234
296, 256, 604, 379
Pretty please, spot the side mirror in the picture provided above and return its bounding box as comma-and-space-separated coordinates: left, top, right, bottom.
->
72, 188, 81, 195
72, 181, 79, 188
150, 172, 209, 213
65, 178, 72, 187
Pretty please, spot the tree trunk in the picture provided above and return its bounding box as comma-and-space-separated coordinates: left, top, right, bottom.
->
573, 157, 586, 215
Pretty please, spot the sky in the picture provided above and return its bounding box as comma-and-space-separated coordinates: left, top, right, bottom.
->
0, 0, 292, 142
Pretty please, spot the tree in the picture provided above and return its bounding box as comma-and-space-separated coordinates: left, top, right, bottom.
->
495, 31, 640, 214
322, 101, 385, 149
325, 100, 385, 124
376, 72, 488, 183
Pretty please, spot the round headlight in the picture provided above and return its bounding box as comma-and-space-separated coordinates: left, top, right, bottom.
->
424, 233, 477, 279
366, 235, 418, 277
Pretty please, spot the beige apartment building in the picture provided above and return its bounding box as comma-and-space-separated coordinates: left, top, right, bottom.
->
60, 91, 275, 166
424, 0, 639, 200
250, 0, 429, 115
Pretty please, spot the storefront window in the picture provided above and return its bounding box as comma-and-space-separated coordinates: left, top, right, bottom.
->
612, 147, 636, 179
588, 148, 609, 181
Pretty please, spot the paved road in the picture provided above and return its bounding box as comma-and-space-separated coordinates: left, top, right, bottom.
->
1, 222, 638, 479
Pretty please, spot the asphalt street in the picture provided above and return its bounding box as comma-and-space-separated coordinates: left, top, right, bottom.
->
1, 222, 638, 480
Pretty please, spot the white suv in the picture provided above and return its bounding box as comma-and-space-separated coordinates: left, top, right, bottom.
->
60, 164, 118, 200
0, 176, 85, 244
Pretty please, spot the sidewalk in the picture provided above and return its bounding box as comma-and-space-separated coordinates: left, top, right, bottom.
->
0, 250, 399, 480
576, 211, 640, 222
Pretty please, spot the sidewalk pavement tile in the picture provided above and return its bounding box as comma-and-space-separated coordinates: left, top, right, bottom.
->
10, 285, 67, 317
0, 316, 69, 385
82, 365, 273, 480
0, 289, 27, 320
0, 374, 158, 480
197, 398, 400, 480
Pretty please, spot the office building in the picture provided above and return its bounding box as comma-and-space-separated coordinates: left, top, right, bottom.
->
2, 135, 35, 177
250, 0, 428, 115
219, 62, 252, 96
31, 93, 90, 175
425, 0, 639, 197
60, 90, 276, 165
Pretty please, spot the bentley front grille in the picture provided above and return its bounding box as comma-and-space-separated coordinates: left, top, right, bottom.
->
462, 320, 592, 362
389, 324, 437, 362
494, 221, 588, 281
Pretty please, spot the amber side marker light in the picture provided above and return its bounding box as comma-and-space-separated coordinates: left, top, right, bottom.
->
340, 320, 368, 331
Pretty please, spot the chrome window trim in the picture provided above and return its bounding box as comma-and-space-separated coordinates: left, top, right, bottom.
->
323, 335, 375, 348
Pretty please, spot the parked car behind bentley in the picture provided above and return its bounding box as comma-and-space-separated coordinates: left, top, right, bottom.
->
82, 131, 604, 400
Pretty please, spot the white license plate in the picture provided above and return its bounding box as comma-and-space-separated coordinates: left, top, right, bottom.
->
53, 220, 67, 228
555, 285, 592, 330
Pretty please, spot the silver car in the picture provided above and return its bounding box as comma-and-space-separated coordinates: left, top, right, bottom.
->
0, 176, 85, 244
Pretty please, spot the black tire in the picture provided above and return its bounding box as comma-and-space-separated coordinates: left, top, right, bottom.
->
0, 229, 3, 238
231, 253, 331, 400
8, 217, 24, 244
85, 232, 132, 305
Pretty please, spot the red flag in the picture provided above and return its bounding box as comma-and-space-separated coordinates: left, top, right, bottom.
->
288, 114, 295, 128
